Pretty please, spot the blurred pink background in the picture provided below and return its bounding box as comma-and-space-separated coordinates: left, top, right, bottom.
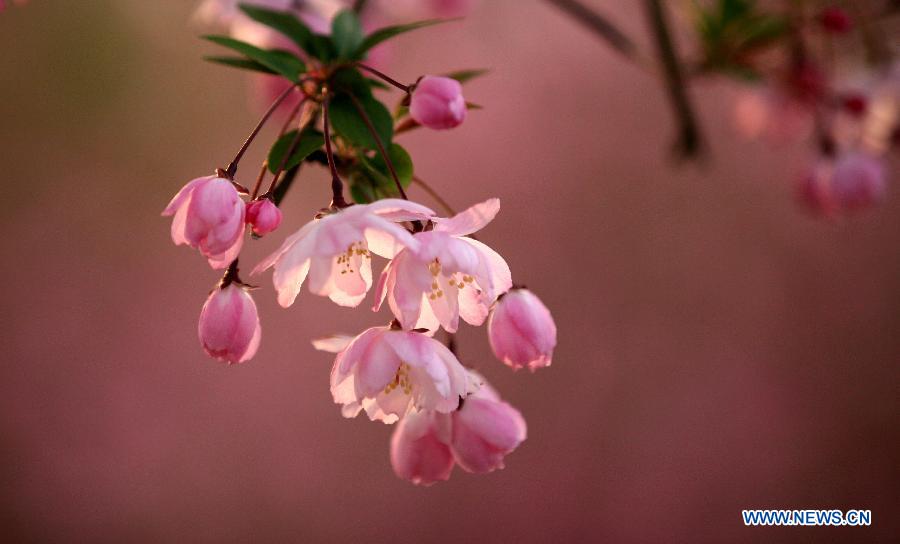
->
1, 1, 898, 542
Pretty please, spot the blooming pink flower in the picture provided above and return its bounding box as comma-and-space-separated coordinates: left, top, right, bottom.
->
162, 176, 246, 269
253, 199, 435, 308
409, 76, 467, 130
389, 372, 527, 484
198, 284, 261, 364
329, 327, 469, 423
390, 409, 455, 485
374, 198, 512, 332
246, 198, 282, 236
831, 152, 886, 211
487, 288, 556, 371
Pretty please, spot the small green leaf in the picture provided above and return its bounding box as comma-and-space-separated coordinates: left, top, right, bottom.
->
368, 143, 413, 190
349, 171, 378, 204
328, 93, 393, 150
268, 129, 325, 174
272, 164, 301, 206
330, 67, 374, 99
204, 55, 277, 75
355, 18, 456, 57
203, 35, 305, 82
443, 68, 489, 84
238, 4, 333, 60
331, 10, 364, 59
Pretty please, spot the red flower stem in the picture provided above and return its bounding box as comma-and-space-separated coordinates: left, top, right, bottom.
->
356, 63, 410, 93
322, 95, 348, 207
225, 83, 298, 179
346, 93, 408, 200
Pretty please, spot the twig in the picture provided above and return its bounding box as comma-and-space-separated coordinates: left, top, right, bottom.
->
413, 176, 456, 216
346, 93, 409, 200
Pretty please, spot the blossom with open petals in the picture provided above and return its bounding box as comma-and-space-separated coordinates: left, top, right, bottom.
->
390, 409, 455, 485
162, 176, 245, 269
374, 198, 511, 332
330, 327, 469, 423
253, 199, 435, 308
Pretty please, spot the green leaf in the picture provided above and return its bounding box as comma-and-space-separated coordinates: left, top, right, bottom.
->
203, 55, 276, 75
349, 171, 378, 204
272, 164, 301, 206
444, 68, 489, 84
355, 18, 456, 57
330, 67, 374, 99
328, 93, 393, 150
268, 129, 325, 174
203, 35, 305, 82
331, 10, 364, 59
366, 143, 413, 190
238, 4, 333, 60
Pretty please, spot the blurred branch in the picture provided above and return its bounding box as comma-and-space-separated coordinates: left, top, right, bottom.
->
352, 0, 369, 14
544, 0, 651, 69
643, 0, 703, 159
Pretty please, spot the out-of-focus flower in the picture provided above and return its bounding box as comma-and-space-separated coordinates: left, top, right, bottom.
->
409, 76, 467, 130
733, 87, 814, 144
374, 198, 511, 332
819, 6, 852, 34
246, 198, 282, 236
0, 0, 29, 12
198, 284, 261, 364
831, 152, 886, 211
796, 160, 837, 217
253, 199, 435, 308
390, 409, 455, 485
163, 176, 246, 269
375, 0, 476, 19
330, 327, 469, 423
487, 288, 556, 371
390, 371, 527, 485
195, 0, 339, 35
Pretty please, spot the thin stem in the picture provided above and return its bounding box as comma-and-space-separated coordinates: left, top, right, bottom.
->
225, 83, 298, 178
322, 95, 348, 207
356, 63, 410, 93
643, 0, 703, 159
346, 93, 409, 200
413, 176, 456, 216
544, 0, 653, 72
267, 99, 316, 196
250, 98, 306, 199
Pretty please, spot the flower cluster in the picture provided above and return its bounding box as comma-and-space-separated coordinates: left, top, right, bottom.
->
164, 3, 554, 484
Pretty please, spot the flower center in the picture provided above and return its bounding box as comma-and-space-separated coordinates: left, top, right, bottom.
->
384, 362, 412, 395
427, 259, 474, 300
336, 241, 370, 275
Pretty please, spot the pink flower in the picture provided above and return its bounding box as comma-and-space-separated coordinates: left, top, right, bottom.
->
198, 284, 261, 364
796, 160, 838, 217
450, 378, 527, 474
820, 6, 852, 34
390, 409, 455, 486
389, 372, 527, 484
409, 76, 467, 130
246, 198, 282, 236
253, 199, 435, 308
162, 176, 246, 269
330, 327, 469, 423
831, 152, 886, 211
488, 288, 557, 371
373, 199, 512, 332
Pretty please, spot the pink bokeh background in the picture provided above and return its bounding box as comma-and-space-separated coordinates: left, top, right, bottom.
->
1, 1, 898, 542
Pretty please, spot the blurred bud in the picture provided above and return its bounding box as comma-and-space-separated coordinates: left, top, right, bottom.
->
390, 410, 454, 486
409, 76, 467, 130
162, 176, 246, 269
246, 198, 282, 236
488, 288, 557, 371
198, 284, 261, 364
840, 92, 868, 117
796, 160, 837, 217
831, 152, 886, 211
820, 6, 852, 34
451, 385, 527, 474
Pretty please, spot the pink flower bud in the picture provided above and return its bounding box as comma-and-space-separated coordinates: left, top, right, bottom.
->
831, 152, 886, 211
390, 410, 454, 486
450, 386, 527, 474
820, 6, 852, 33
246, 198, 282, 236
198, 284, 261, 364
796, 161, 837, 217
162, 176, 246, 269
488, 288, 557, 371
409, 76, 467, 130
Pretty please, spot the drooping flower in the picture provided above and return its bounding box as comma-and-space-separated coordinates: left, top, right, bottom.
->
487, 288, 556, 371
198, 283, 261, 364
831, 152, 886, 211
374, 198, 512, 333
409, 76, 467, 130
389, 371, 527, 485
253, 199, 435, 308
329, 326, 469, 423
162, 176, 246, 269
246, 198, 283, 236
390, 409, 455, 485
